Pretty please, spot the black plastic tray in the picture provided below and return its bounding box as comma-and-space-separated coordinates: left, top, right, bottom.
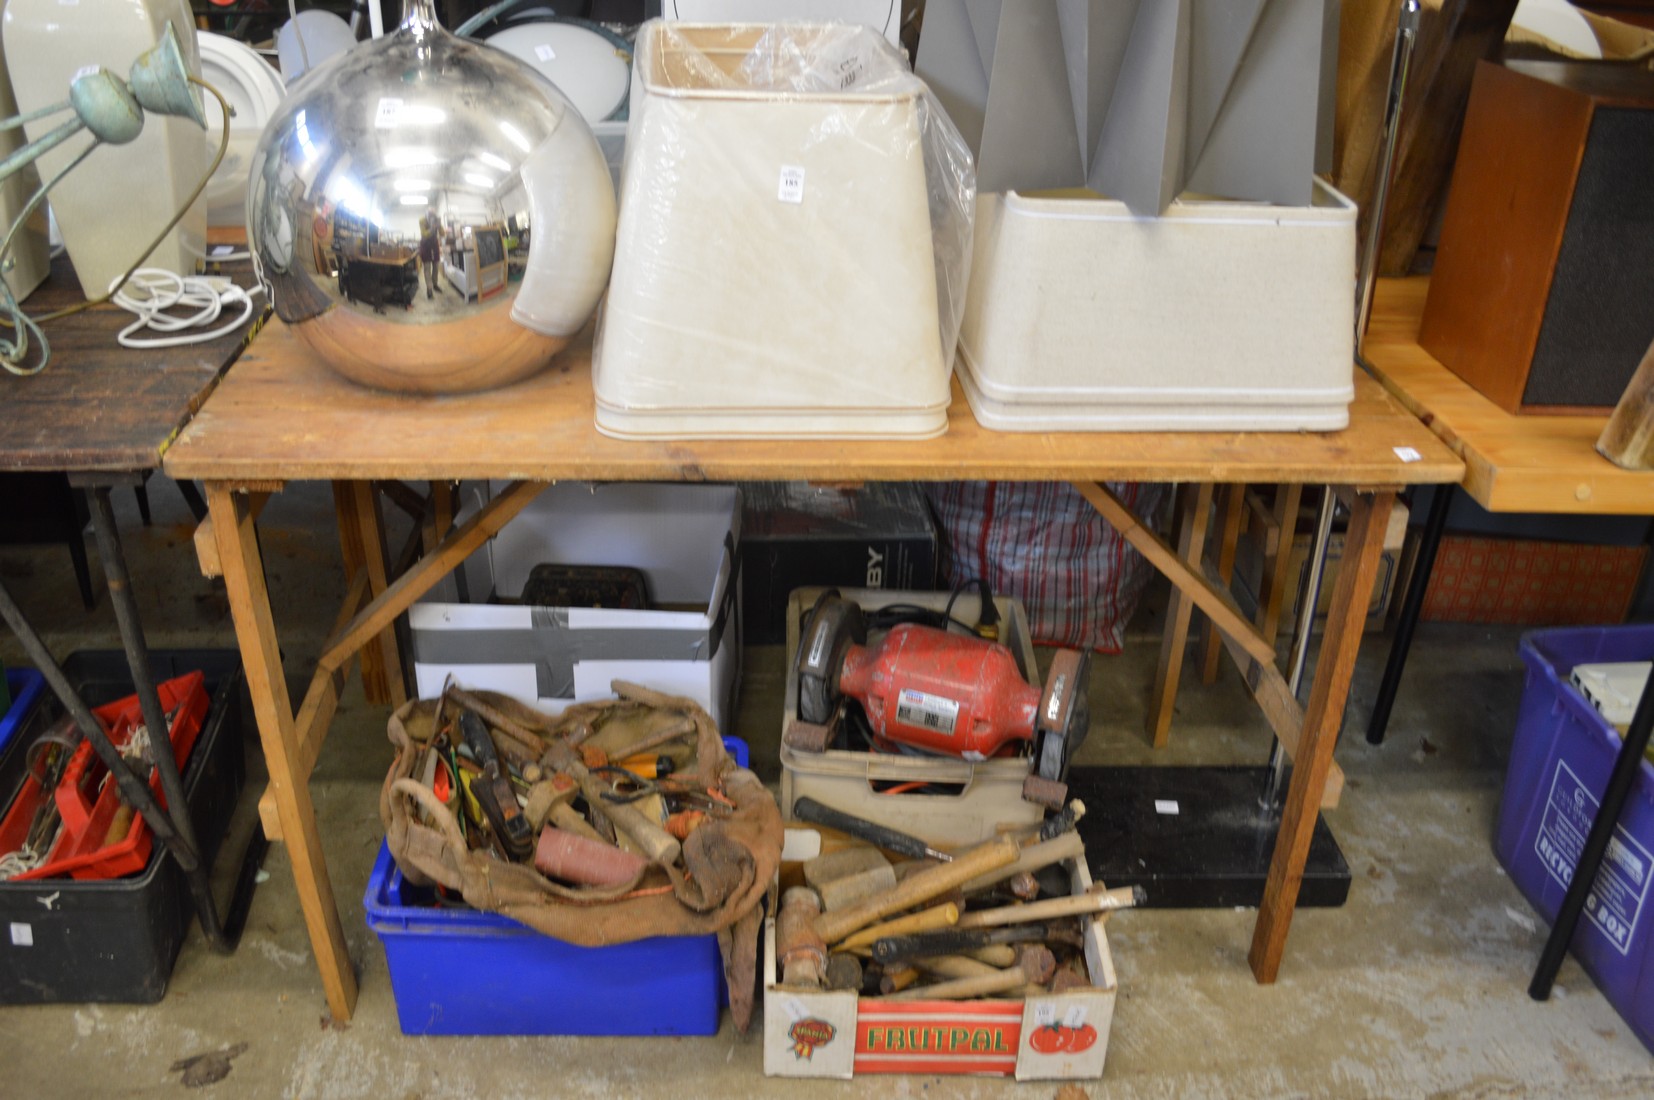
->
1069, 765, 1351, 909
0, 650, 246, 1004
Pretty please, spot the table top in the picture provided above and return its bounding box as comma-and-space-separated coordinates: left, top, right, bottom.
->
163, 316, 1463, 486
0, 255, 263, 474
1364, 277, 1654, 515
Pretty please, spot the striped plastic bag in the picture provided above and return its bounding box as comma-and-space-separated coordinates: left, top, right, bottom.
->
926, 481, 1168, 653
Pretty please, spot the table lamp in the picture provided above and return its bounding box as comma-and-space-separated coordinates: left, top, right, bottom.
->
0, 24, 210, 375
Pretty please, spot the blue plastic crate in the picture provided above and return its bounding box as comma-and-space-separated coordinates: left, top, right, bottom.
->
365, 736, 748, 1037
0, 669, 47, 757
1495, 626, 1654, 1054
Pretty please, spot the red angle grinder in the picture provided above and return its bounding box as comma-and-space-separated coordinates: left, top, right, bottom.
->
795, 594, 1090, 807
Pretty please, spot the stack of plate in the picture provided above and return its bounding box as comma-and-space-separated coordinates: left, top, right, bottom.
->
481, 20, 631, 193
482, 21, 631, 125
199, 34, 286, 227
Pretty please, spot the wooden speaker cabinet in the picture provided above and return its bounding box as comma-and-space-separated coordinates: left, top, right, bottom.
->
1420, 60, 1654, 415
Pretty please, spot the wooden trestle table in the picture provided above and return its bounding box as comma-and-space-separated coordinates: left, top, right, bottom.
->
162, 319, 1462, 1020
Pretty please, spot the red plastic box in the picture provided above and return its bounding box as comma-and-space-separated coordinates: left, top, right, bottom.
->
0, 671, 208, 881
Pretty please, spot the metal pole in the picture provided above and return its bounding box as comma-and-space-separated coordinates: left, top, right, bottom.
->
1368, 485, 1453, 745
0, 578, 199, 865
1355, 0, 1423, 362
85, 487, 232, 953
1530, 669, 1654, 999
1262, 487, 1339, 806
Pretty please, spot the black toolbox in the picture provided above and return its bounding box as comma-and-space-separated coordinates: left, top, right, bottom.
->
0, 650, 247, 1004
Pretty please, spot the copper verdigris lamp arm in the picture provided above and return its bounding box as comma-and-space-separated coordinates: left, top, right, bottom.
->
0, 24, 228, 376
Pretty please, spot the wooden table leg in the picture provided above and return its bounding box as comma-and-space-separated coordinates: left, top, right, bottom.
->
333, 480, 406, 708
207, 483, 359, 1019
332, 482, 383, 702
1249, 489, 1396, 983
1199, 483, 1248, 684
1148, 482, 1215, 746
1256, 484, 1305, 642
425, 480, 456, 553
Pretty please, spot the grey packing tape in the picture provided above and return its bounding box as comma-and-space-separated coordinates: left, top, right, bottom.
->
413, 608, 723, 700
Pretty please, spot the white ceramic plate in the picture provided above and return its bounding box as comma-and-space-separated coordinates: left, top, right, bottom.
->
199, 32, 286, 135
198, 34, 286, 223
1512, 0, 1603, 58
484, 22, 631, 124
276, 10, 359, 84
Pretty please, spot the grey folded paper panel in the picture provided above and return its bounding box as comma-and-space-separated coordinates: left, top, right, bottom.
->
917, 0, 1336, 214
1059, 0, 1138, 186
1185, 0, 1324, 208
1092, 0, 1190, 214
915, 0, 993, 153
979, 1, 1082, 192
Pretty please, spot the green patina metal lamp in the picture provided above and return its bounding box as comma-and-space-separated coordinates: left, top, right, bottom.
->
0, 24, 216, 374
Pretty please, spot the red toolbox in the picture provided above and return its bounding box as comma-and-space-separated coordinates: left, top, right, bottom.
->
0, 671, 209, 881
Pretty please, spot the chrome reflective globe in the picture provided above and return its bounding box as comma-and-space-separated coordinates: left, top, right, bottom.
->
247, 0, 616, 393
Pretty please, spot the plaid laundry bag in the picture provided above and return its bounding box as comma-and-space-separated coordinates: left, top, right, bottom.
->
926, 482, 1168, 653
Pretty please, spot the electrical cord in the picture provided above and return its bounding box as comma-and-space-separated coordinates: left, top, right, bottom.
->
944, 577, 1001, 639
110, 269, 262, 349
287, 0, 313, 75
0, 76, 235, 375
861, 579, 999, 638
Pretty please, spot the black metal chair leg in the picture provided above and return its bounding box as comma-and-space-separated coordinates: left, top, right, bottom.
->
68, 531, 96, 611
1367, 484, 1453, 745
84, 487, 236, 954
176, 479, 209, 523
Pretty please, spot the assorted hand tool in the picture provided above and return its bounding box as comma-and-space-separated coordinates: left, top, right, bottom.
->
408, 685, 744, 891
779, 801, 1137, 1002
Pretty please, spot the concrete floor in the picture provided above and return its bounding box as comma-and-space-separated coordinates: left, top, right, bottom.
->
1, 481, 1650, 1098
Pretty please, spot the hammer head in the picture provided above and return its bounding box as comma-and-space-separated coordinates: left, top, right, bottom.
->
1016, 945, 1058, 985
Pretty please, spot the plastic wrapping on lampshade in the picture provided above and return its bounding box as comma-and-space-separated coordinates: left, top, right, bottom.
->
593, 21, 976, 440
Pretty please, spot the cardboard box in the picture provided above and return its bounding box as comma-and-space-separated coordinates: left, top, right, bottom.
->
410, 482, 741, 729
779, 587, 1046, 846
740, 482, 938, 645
1231, 496, 1408, 634
762, 856, 1118, 1080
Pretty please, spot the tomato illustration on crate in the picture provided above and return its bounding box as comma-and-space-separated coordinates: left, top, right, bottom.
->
1026, 1022, 1098, 1054
1027, 1024, 1068, 1054
1066, 1023, 1098, 1052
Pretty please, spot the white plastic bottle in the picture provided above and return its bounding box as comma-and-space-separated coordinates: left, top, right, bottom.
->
1, 0, 208, 298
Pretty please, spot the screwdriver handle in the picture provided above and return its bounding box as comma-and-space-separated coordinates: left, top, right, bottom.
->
872, 924, 1052, 965
792, 796, 942, 862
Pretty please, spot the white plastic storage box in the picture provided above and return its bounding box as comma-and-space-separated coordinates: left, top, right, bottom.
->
593, 23, 959, 440
763, 855, 1118, 1080
410, 483, 741, 730
779, 587, 1046, 845
958, 180, 1357, 432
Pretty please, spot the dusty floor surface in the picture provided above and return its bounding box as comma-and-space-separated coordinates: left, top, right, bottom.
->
0, 481, 1649, 1099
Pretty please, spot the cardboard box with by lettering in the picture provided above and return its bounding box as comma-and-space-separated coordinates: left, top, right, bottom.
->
761, 856, 1118, 1081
